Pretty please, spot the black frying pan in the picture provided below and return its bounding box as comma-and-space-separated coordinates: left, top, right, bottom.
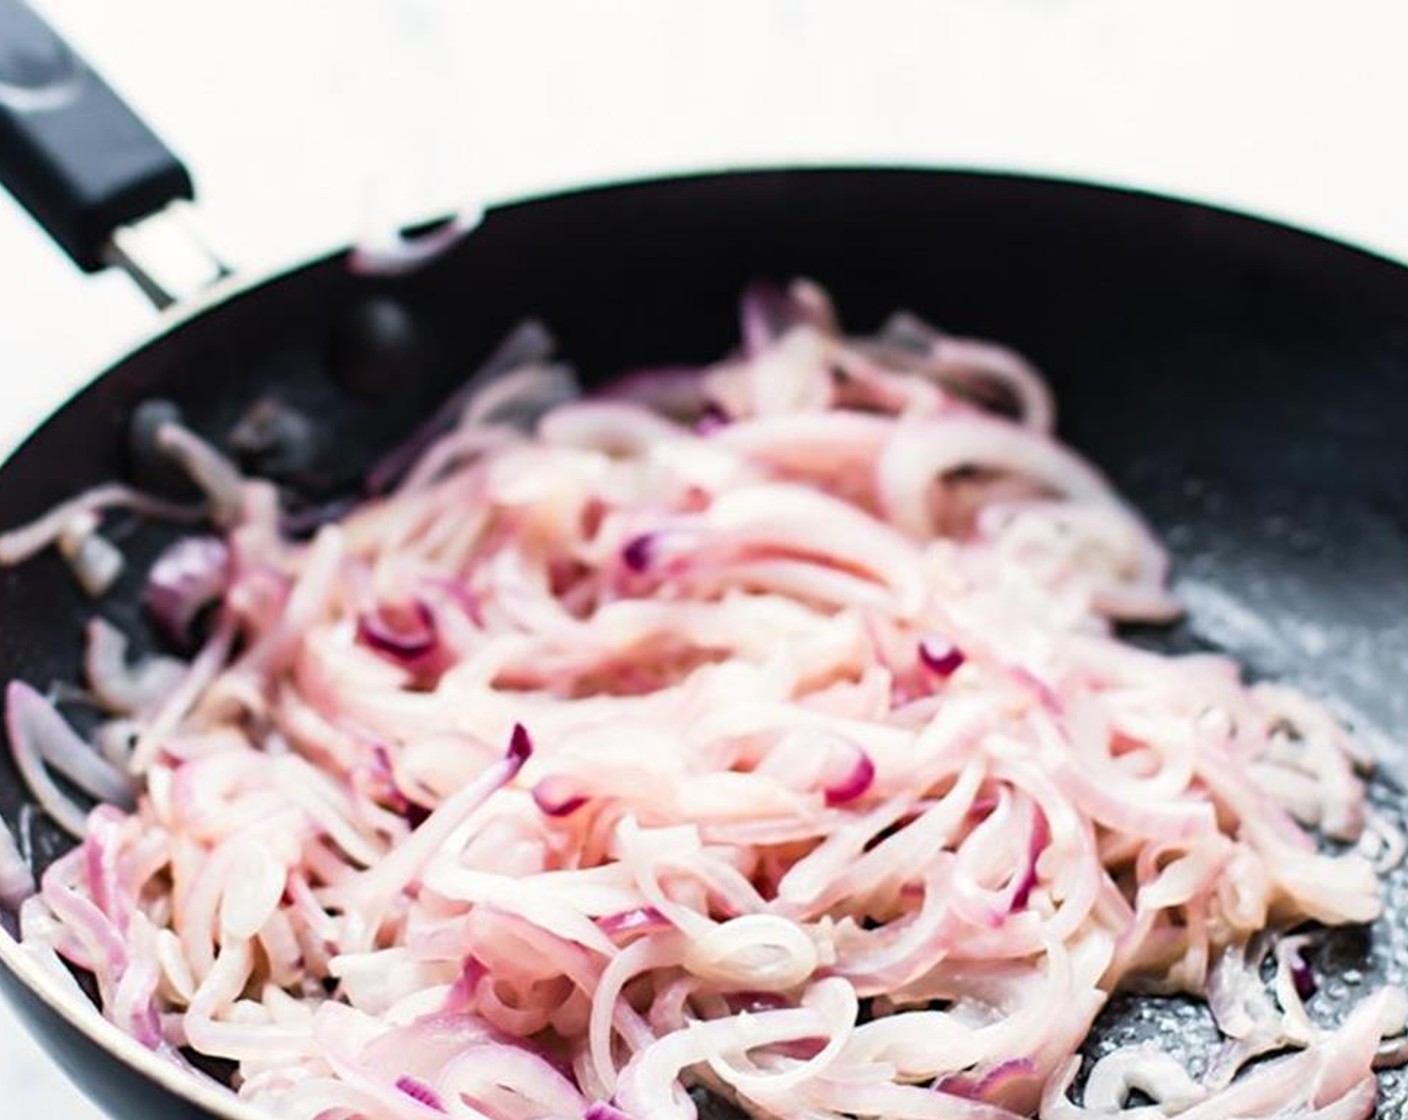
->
3, 3, 1408, 1119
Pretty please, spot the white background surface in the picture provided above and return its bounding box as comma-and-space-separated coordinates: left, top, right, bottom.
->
3, 1, 1408, 1115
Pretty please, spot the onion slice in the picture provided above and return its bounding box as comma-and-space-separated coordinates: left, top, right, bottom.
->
0, 281, 1396, 1120
6, 681, 134, 822
144, 536, 230, 646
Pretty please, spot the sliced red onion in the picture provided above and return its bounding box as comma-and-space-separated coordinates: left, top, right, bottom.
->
394, 1075, 446, 1112
621, 534, 655, 573
918, 636, 966, 678
129, 998, 162, 1051
420, 576, 483, 625
0, 483, 201, 568
532, 777, 587, 818
446, 955, 489, 1011
310, 730, 530, 912
143, 535, 231, 647
1008, 811, 1049, 913
1009, 863, 1039, 913
85, 807, 125, 921
617, 1005, 825, 1119
696, 402, 731, 434
874, 311, 1056, 433
507, 723, 533, 766
57, 514, 124, 598
3, 282, 1398, 1120
596, 907, 671, 938
6, 681, 134, 812
1010, 665, 1060, 712
153, 422, 245, 526
85, 620, 186, 716
370, 744, 431, 826
824, 751, 875, 807
357, 600, 438, 661
936, 1056, 1037, 1100
1206, 943, 1282, 1043
968, 796, 999, 820
437, 1042, 586, 1118
365, 318, 559, 494
620, 527, 706, 575
682, 914, 818, 992
740, 281, 821, 357
1082, 1045, 1205, 1112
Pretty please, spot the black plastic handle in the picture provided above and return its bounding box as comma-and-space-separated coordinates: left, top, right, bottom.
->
0, 0, 192, 271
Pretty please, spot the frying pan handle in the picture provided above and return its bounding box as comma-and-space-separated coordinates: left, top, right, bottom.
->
0, 0, 194, 274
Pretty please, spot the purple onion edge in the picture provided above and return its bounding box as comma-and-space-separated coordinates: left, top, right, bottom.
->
1292, 959, 1318, 1001
394, 1075, 446, 1112
357, 600, 438, 660
936, 1056, 1038, 1100
532, 782, 587, 818
918, 637, 966, 678
621, 534, 654, 573
823, 752, 876, 807
143, 536, 232, 644
596, 906, 669, 936
507, 723, 533, 766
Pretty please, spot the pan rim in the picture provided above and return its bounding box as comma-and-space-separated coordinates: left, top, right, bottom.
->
8, 159, 1408, 486
3, 159, 1408, 1118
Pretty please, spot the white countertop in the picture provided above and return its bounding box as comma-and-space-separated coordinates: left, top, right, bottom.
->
4, 0, 1408, 1115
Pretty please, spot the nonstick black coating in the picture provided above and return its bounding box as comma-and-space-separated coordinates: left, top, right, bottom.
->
1, 169, 1407, 1118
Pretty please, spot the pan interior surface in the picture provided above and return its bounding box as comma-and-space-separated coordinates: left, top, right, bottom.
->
0, 169, 1406, 1115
